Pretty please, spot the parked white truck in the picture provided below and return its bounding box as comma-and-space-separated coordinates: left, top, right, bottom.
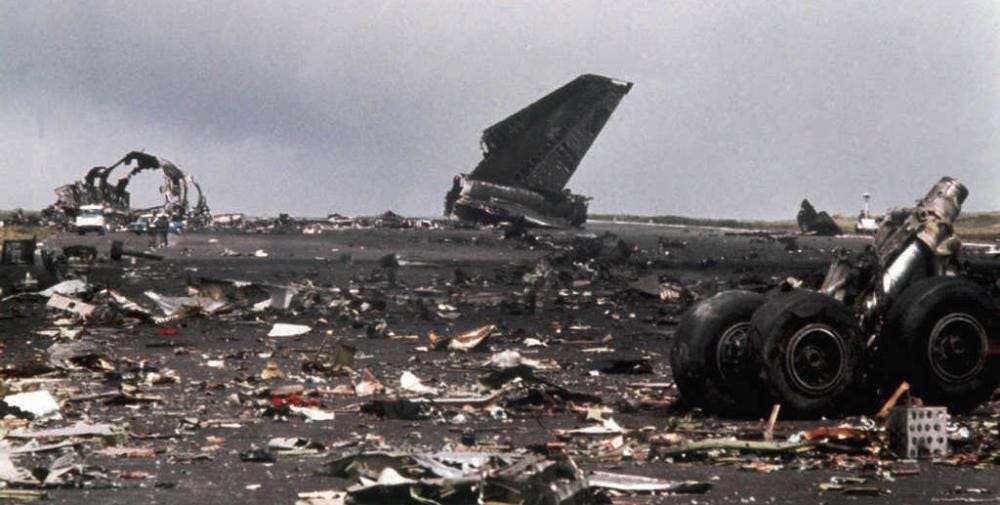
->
74, 205, 108, 235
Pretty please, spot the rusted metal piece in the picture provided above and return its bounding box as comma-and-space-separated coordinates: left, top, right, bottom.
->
876, 381, 910, 419
445, 74, 631, 228
764, 404, 781, 441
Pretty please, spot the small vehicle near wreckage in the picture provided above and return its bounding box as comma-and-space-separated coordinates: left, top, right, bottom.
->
855, 192, 880, 235
73, 204, 110, 235
672, 177, 1000, 418
128, 214, 184, 235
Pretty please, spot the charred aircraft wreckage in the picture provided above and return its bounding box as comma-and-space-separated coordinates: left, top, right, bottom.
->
797, 198, 842, 236
444, 74, 632, 228
44, 151, 210, 229
672, 177, 1000, 418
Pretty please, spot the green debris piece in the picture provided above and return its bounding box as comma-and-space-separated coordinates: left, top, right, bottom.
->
102, 428, 129, 446
0, 489, 47, 501
657, 438, 814, 457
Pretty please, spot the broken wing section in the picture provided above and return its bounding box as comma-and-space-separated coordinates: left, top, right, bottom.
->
469, 74, 632, 193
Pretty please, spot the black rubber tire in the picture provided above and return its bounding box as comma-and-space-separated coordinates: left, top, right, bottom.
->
750, 290, 865, 418
883, 276, 1000, 412
670, 290, 768, 417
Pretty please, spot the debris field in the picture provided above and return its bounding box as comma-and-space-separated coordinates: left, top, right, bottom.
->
0, 222, 998, 505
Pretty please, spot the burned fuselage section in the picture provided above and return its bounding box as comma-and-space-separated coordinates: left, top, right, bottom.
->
45, 151, 211, 228
445, 74, 631, 228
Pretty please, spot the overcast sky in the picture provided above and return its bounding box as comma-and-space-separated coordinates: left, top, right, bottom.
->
1, 1, 997, 218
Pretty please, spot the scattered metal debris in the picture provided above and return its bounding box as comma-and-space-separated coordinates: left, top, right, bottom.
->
1, 183, 997, 502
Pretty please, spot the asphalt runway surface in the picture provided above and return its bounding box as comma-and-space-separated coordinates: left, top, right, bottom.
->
1, 222, 997, 504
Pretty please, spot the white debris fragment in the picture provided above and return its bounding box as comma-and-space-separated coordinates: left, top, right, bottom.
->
267, 323, 311, 338
487, 350, 524, 368
290, 405, 335, 422
46, 293, 96, 318
0, 279, 89, 303
105, 289, 152, 318
268, 437, 311, 450
485, 350, 550, 369
400, 371, 439, 395
555, 417, 624, 435
376, 467, 417, 486
144, 291, 228, 317
254, 249, 269, 258
39, 279, 89, 297
296, 490, 346, 505
0, 453, 39, 485
252, 286, 299, 312
588, 471, 708, 492
355, 371, 385, 397
8, 423, 117, 439
2, 390, 62, 420
35, 327, 83, 340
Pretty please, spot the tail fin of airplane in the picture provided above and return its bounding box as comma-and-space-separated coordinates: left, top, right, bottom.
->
468, 74, 632, 194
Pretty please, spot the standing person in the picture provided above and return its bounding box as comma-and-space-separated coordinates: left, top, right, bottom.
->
151, 212, 169, 248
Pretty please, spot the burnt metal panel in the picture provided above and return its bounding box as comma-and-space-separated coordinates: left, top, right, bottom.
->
1, 239, 36, 265
468, 74, 632, 194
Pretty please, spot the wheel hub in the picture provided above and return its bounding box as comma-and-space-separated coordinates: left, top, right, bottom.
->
716, 322, 751, 382
785, 323, 847, 395
928, 313, 987, 383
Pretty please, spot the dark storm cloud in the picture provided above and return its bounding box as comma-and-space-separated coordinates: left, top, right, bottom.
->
1, 1, 997, 217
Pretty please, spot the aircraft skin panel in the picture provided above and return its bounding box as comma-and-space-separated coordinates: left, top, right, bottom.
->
468, 74, 632, 194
